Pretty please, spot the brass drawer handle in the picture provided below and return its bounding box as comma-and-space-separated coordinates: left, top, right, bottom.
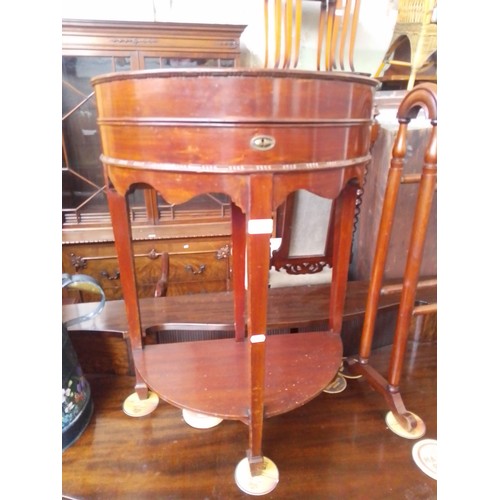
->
100, 270, 121, 281
250, 134, 275, 151
184, 264, 206, 275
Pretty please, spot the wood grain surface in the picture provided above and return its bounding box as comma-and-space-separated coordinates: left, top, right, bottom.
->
62, 341, 437, 499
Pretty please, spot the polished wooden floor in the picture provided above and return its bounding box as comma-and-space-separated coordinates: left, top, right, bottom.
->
62, 340, 437, 499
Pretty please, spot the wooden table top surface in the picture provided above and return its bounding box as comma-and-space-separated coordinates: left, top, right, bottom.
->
63, 280, 436, 336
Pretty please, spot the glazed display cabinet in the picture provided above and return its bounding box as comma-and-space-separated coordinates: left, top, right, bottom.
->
62, 20, 246, 301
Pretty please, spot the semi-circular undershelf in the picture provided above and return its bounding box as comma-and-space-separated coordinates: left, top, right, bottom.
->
133, 331, 342, 422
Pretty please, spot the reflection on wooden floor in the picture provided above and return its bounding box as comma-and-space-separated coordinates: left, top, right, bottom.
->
62, 340, 437, 499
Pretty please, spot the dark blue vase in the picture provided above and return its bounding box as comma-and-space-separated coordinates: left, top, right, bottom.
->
62, 273, 105, 451
62, 323, 94, 451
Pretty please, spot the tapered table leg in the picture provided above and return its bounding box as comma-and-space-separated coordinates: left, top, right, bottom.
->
108, 187, 159, 416
235, 174, 279, 495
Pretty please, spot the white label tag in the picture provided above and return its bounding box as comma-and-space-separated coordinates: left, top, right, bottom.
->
247, 219, 273, 235
250, 334, 266, 343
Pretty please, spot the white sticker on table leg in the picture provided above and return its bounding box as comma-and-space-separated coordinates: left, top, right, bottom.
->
247, 219, 273, 235
250, 334, 266, 343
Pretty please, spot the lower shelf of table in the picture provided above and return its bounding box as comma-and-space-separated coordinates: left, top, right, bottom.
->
132, 331, 342, 422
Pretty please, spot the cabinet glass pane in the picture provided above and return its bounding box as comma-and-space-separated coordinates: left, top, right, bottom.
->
220, 59, 235, 67
63, 55, 146, 227
63, 57, 111, 103
64, 52, 234, 228
157, 192, 231, 221
144, 57, 223, 69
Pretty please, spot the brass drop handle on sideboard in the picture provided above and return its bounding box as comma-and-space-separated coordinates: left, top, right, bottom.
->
69, 245, 229, 278
69, 248, 164, 272
184, 264, 206, 275
100, 270, 121, 281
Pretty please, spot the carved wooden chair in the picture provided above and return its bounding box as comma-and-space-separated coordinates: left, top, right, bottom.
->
269, 111, 380, 289
269, 190, 335, 287
263, 0, 369, 288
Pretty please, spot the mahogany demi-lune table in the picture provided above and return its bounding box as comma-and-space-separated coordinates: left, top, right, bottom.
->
92, 68, 379, 494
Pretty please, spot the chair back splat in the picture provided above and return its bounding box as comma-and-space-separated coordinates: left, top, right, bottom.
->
263, 0, 362, 71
